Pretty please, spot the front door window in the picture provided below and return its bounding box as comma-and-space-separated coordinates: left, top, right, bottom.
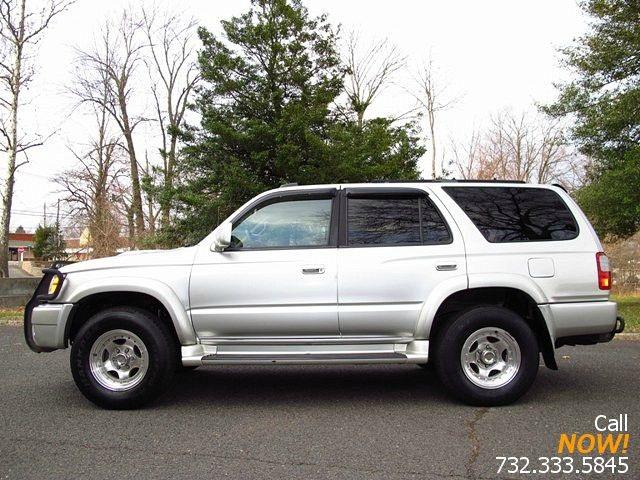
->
231, 198, 332, 249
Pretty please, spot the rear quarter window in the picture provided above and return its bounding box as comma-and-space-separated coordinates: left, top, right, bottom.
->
443, 186, 579, 243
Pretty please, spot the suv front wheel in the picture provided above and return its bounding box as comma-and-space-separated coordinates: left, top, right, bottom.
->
434, 306, 539, 406
70, 307, 176, 409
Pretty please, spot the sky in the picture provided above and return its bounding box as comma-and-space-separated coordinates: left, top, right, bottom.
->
6, 0, 587, 232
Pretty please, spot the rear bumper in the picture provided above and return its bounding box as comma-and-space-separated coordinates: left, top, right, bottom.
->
549, 300, 623, 347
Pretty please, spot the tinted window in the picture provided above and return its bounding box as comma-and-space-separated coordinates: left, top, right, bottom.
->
421, 198, 452, 244
443, 187, 579, 242
347, 195, 451, 246
231, 198, 332, 249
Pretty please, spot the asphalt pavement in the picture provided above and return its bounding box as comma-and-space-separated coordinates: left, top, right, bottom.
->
0, 325, 638, 479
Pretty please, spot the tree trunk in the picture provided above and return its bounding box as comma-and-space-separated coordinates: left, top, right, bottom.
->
0, 6, 23, 277
161, 135, 177, 229
0, 118, 17, 277
126, 205, 135, 248
118, 93, 145, 238
429, 109, 436, 179
0, 160, 15, 276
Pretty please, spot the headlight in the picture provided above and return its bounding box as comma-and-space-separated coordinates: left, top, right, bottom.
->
48, 275, 60, 295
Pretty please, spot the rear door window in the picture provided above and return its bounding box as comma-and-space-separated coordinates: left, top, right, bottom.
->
443, 186, 579, 242
346, 194, 451, 246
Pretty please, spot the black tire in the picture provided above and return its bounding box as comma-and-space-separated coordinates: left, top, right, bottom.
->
434, 306, 539, 406
70, 306, 176, 409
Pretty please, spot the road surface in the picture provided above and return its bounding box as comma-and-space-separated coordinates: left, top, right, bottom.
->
0, 325, 637, 479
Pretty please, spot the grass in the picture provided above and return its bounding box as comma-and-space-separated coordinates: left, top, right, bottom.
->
612, 293, 640, 333
1, 295, 639, 332
0, 307, 23, 326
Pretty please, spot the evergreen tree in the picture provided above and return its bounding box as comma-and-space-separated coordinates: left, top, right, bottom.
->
545, 0, 640, 237
33, 225, 65, 261
173, 0, 422, 244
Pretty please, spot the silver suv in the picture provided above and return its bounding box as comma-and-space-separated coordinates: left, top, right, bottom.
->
24, 181, 625, 409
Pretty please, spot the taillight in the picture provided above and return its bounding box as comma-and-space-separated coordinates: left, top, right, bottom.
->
596, 252, 611, 290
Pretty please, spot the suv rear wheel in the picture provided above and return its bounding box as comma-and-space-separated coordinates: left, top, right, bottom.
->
434, 306, 539, 406
70, 307, 176, 409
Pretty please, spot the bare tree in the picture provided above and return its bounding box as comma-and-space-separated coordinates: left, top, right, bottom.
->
57, 65, 126, 259
452, 110, 582, 185
411, 56, 456, 179
141, 8, 198, 229
72, 9, 147, 241
341, 32, 405, 128
0, 0, 73, 276
451, 130, 485, 180
140, 150, 159, 234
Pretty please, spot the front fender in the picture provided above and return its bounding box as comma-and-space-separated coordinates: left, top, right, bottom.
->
62, 276, 197, 345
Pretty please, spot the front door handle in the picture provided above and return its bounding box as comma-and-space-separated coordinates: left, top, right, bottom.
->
302, 266, 325, 274
436, 264, 458, 271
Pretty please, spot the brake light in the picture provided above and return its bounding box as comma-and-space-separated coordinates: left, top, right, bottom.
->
596, 252, 611, 290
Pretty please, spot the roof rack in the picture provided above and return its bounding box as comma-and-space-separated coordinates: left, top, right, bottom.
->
279, 179, 529, 188
371, 178, 527, 184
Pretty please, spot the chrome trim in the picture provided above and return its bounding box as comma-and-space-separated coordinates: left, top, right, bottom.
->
198, 335, 414, 345
436, 264, 458, 271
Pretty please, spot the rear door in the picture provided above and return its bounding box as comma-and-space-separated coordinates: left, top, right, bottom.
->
336, 187, 467, 338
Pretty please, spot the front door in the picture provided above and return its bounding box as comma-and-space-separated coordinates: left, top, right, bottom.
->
190, 189, 339, 341
337, 187, 466, 338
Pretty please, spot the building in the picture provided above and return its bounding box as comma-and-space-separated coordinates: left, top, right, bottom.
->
64, 228, 130, 261
6, 226, 130, 263
8, 230, 35, 261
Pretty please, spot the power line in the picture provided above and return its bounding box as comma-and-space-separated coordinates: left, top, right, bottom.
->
11, 210, 75, 219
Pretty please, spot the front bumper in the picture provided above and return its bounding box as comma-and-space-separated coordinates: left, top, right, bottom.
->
24, 271, 73, 352
25, 303, 74, 351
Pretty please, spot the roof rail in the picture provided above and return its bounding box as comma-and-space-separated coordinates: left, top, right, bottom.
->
371, 178, 527, 184
279, 182, 299, 188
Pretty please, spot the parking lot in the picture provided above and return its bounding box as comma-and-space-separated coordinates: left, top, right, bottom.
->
1, 325, 638, 479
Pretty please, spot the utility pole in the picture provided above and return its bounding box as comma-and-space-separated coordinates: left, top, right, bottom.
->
43, 202, 47, 228
55, 199, 61, 261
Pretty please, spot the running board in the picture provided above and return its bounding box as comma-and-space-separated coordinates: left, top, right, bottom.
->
181, 340, 429, 366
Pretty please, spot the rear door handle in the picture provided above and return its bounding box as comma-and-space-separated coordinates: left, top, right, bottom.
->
436, 264, 457, 271
302, 266, 325, 274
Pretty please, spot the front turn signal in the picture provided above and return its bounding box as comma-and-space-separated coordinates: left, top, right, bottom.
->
48, 275, 60, 295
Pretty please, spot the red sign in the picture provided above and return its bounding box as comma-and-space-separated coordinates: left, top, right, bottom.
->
17, 247, 25, 253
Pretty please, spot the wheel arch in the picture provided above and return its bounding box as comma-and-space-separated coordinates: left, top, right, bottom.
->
64, 278, 197, 346
422, 286, 557, 370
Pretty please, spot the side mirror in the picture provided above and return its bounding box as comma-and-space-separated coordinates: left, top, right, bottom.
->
211, 222, 232, 252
